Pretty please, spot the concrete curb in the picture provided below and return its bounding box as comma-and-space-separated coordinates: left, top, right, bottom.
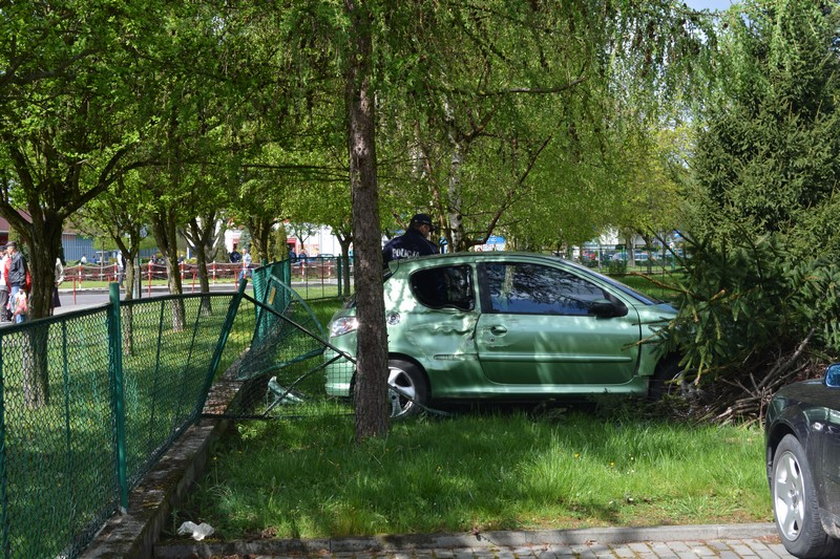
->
77, 419, 228, 559
153, 523, 779, 558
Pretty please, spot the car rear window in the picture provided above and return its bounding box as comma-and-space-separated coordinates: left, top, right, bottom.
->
409, 265, 474, 311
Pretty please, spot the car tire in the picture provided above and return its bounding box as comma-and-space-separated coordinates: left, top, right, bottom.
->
772, 434, 840, 558
387, 359, 429, 418
648, 358, 687, 400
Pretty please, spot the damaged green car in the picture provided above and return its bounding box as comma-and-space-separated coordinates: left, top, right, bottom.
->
324, 252, 678, 417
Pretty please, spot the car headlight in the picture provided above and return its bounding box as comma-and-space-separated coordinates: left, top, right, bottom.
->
330, 316, 359, 337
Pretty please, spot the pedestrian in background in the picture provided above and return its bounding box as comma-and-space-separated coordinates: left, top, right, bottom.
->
10, 289, 27, 323
5, 241, 27, 323
0, 248, 9, 322
240, 248, 252, 280
50, 257, 64, 316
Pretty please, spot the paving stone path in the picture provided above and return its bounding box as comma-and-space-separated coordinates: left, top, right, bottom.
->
154, 524, 795, 559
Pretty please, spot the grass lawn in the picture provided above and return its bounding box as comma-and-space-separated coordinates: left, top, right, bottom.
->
175, 411, 769, 540
614, 270, 685, 303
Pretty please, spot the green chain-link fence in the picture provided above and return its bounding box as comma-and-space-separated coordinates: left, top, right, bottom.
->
213, 260, 353, 420
0, 284, 255, 559
288, 255, 354, 300
0, 258, 351, 559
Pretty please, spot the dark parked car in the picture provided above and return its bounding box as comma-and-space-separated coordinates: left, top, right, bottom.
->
765, 363, 840, 558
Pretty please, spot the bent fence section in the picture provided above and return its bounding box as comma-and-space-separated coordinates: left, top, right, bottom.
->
0, 284, 257, 559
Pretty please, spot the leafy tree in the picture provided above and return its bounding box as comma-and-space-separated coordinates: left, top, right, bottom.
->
691, 0, 840, 250
0, 1, 161, 321
213, 0, 346, 264
665, 0, 840, 421
0, 1, 170, 407
76, 174, 153, 303
376, 1, 711, 252
134, 0, 259, 319
613, 124, 691, 268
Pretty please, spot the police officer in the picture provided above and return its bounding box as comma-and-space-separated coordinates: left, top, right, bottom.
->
382, 213, 439, 266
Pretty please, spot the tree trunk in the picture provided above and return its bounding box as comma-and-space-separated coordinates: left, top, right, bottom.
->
25, 209, 63, 320
246, 215, 275, 263
345, 0, 389, 441
118, 247, 139, 356
186, 216, 215, 315
150, 208, 186, 331
109, 223, 142, 355
17, 209, 63, 407
446, 143, 466, 252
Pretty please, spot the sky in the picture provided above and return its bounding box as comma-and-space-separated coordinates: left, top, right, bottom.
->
682, 0, 735, 11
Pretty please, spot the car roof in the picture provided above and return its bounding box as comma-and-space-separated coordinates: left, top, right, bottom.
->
387, 251, 588, 273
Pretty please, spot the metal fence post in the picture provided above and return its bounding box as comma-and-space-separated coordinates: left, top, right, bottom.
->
0, 339, 8, 559
107, 282, 129, 512
197, 281, 248, 412
337, 256, 343, 297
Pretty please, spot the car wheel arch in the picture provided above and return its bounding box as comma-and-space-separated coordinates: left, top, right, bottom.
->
347, 355, 429, 388
388, 353, 431, 394
648, 353, 684, 400
766, 423, 797, 480
768, 407, 813, 455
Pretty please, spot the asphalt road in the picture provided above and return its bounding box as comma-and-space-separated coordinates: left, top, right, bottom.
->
53, 283, 240, 315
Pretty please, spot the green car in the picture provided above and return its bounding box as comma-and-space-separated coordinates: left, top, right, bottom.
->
325, 252, 678, 417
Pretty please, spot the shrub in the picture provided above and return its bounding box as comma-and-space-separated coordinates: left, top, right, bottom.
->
656, 235, 840, 423
607, 259, 627, 275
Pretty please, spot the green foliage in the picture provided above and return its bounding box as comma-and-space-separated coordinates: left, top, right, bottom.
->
691, 0, 840, 247
607, 259, 628, 275
658, 234, 840, 385
670, 1, 840, 421
374, 0, 712, 250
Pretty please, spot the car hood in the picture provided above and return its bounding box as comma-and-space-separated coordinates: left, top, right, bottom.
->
649, 302, 677, 314
636, 302, 677, 321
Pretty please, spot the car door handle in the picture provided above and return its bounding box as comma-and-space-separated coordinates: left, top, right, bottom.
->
489, 325, 508, 335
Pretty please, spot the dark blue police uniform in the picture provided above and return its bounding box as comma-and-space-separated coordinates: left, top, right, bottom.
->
382, 228, 439, 265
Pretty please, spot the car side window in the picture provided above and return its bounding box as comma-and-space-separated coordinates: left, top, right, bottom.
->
410, 265, 475, 311
479, 262, 612, 315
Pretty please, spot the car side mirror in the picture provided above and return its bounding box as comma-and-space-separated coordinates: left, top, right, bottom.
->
590, 300, 628, 318
825, 363, 840, 388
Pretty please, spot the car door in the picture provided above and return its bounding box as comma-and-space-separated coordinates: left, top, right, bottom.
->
815, 367, 840, 519
474, 261, 641, 386
820, 406, 840, 518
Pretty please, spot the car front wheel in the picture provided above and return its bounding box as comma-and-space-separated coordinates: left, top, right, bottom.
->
772, 434, 840, 558
387, 359, 429, 418
648, 358, 693, 400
